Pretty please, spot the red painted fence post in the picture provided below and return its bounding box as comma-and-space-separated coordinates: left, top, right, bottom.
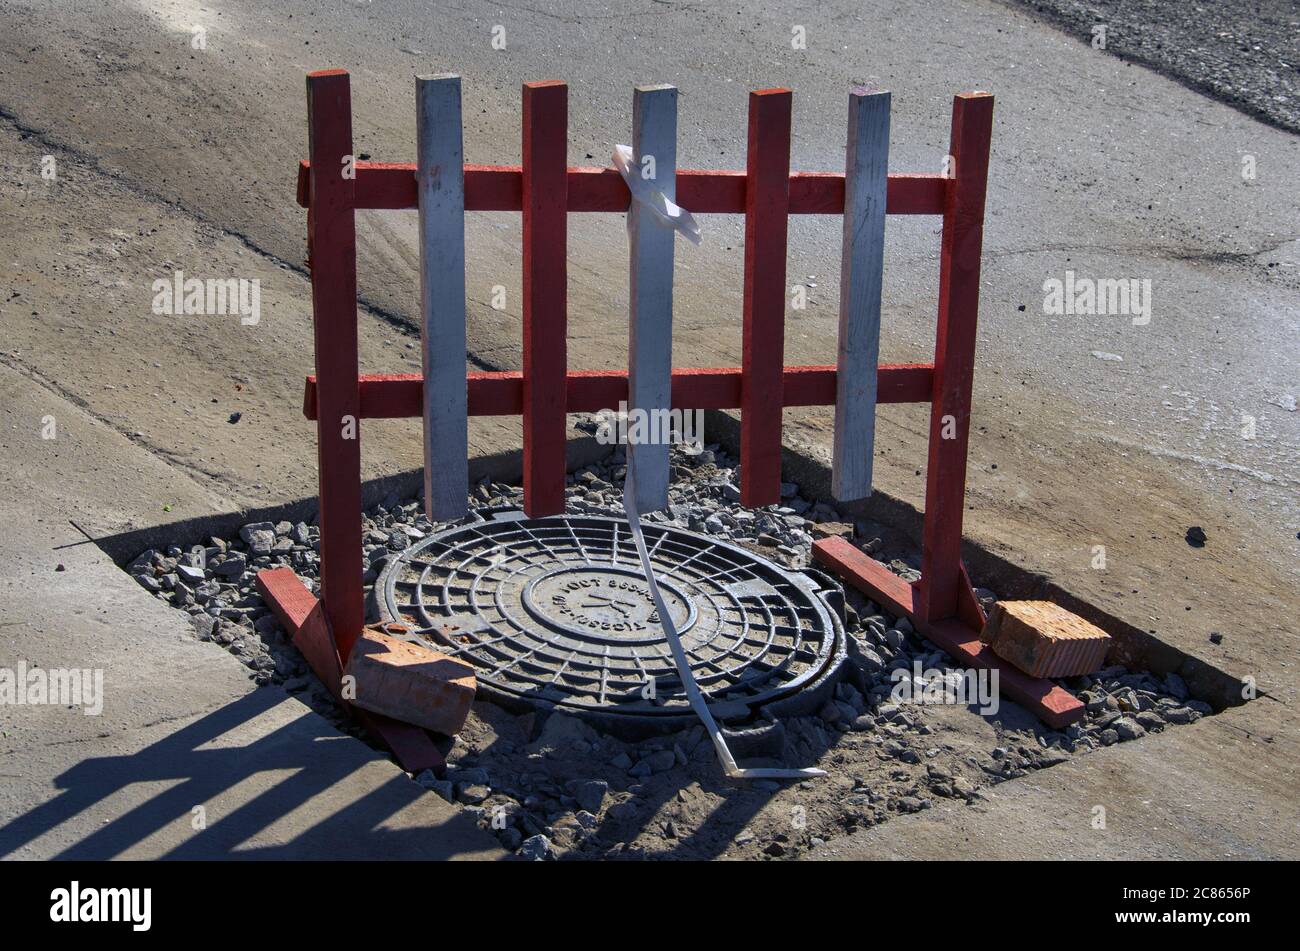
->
740, 89, 793, 508
521, 80, 569, 517
918, 92, 993, 623
305, 69, 364, 658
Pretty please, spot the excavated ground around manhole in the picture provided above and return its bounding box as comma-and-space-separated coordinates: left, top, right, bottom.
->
373, 511, 847, 732
124, 442, 1215, 860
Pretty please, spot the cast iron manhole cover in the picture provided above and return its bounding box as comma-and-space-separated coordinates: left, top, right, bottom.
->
376, 511, 844, 724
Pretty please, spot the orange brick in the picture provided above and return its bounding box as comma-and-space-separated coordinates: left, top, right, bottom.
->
343, 625, 477, 736
979, 600, 1111, 679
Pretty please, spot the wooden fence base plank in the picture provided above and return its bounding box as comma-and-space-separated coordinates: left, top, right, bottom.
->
811, 538, 1083, 728
256, 568, 447, 773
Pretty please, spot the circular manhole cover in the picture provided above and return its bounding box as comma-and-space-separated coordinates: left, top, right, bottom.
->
376, 512, 844, 723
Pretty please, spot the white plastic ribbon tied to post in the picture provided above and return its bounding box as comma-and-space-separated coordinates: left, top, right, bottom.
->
612, 144, 702, 245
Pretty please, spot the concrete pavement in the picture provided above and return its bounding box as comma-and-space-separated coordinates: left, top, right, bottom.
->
816, 701, 1299, 860
0, 360, 503, 859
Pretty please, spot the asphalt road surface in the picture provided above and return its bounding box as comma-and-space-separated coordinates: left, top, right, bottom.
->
1005, 0, 1300, 134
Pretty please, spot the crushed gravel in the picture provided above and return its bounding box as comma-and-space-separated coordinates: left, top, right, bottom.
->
126, 440, 1214, 860
1004, 0, 1300, 134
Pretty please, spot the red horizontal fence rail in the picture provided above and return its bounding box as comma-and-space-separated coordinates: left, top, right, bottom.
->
296, 161, 948, 215
302, 364, 935, 419
261, 70, 1083, 777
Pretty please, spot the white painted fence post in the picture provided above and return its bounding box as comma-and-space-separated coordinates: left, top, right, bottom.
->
417, 74, 469, 521
627, 84, 678, 513
831, 87, 891, 501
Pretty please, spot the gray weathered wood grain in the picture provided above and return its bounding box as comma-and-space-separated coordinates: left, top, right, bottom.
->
417, 74, 469, 521
627, 84, 678, 513
832, 87, 890, 501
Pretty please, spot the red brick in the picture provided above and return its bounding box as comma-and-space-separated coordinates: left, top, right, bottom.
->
979, 600, 1111, 679
343, 624, 477, 736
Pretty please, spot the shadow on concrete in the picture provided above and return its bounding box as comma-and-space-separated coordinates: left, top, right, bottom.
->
0, 689, 500, 860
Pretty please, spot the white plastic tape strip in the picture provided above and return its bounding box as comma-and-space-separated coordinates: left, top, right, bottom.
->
613, 144, 702, 245
623, 462, 826, 781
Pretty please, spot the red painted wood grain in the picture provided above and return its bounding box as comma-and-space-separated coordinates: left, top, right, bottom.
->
521, 81, 569, 517
918, 93, 994, 623
740, 89, 793, 507
304, 70, 364, 659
